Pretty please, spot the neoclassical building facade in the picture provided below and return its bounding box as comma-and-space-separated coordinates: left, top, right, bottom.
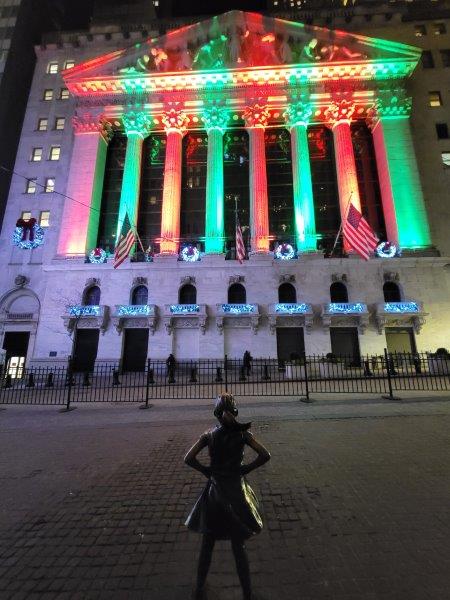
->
0, 11, 448, 371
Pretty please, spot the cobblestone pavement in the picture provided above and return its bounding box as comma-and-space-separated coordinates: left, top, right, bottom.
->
1, 396, 450, 599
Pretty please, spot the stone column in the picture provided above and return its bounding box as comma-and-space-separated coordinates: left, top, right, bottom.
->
284, 101, 317, 252
159, 108, 190, 254
243, 104, 270, 253
116, 112, 152, 243
367, 92, 432, 249
324, 99, 362, 252
202, 105, 229, 254
57, 113, 112, 256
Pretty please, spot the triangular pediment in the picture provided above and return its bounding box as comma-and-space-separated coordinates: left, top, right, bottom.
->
64, 10, 421, 83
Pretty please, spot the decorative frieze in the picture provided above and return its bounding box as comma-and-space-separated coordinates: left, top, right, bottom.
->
72, 113, 113, 142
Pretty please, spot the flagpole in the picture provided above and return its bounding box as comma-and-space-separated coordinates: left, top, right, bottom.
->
329, 191, 353, 257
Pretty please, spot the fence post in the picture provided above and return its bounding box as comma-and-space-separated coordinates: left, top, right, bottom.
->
224, 355, 228, 390
300, 352, 311, 403
61, 356, 76, 412
382, 348, 400, 401
140, 358, 153, 410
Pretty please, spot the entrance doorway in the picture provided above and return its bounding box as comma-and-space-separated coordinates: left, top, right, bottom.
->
330, 327, 360, 365
72, 329, 99, 372
122, 329, 149, 372
276, 328, 305, 361
2, 331, 30, 377
385, 327, 416, 354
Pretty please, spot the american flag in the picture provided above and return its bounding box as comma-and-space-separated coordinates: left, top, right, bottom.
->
114, 226, 136, 269
343, 203, 378, 261
235, 217, 246, 263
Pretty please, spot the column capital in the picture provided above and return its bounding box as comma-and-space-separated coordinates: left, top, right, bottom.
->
284, 101, 313, 130
243, 104, 270, 129
161, 108, 190, 135
201, 105, 229, 133
72, 113, 113, 142
324, 99, 356, 128
122, 111, 153, 139
366, 93, 412, 130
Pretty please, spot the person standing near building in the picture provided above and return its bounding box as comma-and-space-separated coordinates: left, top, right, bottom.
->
243, 350, 252, 377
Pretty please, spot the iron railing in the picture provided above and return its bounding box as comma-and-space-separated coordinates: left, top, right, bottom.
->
0, 351, 448, 407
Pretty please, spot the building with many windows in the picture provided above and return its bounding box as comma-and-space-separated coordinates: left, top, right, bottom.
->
0, 7, 449, 372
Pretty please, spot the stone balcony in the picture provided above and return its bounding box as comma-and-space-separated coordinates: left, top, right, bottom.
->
111, 304, 157, 334
375, 301, 427, 334
268, 303, 314, 334
215, 303, 260, 334
163, 304, 207, 335
63, 305, 109, 334
321, 302, 369, 333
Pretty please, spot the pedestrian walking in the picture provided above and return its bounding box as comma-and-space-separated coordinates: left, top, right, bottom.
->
243, 350, 252, 376
184, 392, 270, 600
166, 353, 176, 380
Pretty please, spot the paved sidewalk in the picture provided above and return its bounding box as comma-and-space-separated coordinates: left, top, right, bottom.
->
1, 395, 450, 599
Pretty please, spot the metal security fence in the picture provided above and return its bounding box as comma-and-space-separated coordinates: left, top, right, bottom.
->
0, 351, 448, 408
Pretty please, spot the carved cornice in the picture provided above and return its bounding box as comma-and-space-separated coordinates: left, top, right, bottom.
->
122, 111, 152, 138
201, 104, 229, 133
284, 101, 313, 129
243, 104, 270, 129
72, 113, 113, 142
161, 107, 190, 134
324, 99, 355, 127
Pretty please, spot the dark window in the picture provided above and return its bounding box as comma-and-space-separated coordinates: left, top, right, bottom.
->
330, 282, 348, 303
266, 128, 294, 242
138, 134, 165, 253
180, 132, 207, 245
83, 286, 101, 306
228, 283, 246, 304
352, 123, 386, 238
440, 49, 450, 67
383, 281, 402, 302
179, 284, 197, 304
436, 123, 449, 139
278, 283, 297, 303
414, 24, 426, 37
97, 135, 127, 252
224, 130, 250, 254
421, 50, 435, 69
132, 285, 148, 305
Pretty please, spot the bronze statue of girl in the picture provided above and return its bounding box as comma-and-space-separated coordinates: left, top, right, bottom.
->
185, 392, 271, 600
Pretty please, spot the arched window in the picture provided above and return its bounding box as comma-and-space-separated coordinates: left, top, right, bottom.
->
83, 285, 101, 306
383, 281, 401, 302
228, 283, 246, 304
179, 284, 197, 304
278, 283, 297, 303
330, 282, 348, 303
131, 285, 148, 305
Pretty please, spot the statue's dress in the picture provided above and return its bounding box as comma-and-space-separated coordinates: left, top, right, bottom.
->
185, 424, 263, 540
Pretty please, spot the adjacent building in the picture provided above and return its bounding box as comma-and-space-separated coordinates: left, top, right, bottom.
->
0, 7, 449, 373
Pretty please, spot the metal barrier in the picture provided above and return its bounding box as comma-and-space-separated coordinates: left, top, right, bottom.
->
0, 352, 448, 407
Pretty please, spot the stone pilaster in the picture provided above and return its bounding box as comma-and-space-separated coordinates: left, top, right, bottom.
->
243, 104, 270, 253
284, 101, 317, 252
159, 108, 190, 254
366, 91, 431, 248
202, 105, 229, 254
57, 113, 113, 256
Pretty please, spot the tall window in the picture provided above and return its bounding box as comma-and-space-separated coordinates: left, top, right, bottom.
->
440, 49, 450, 68
421, 51, 435, 69
37, 118, 48, 131
97, 135, 127, 252
309, 126, 340, 254
179, 284, 197, 304
60, 88, 70, 100
436, 123, 449, 139
25, 179, 37, 194
39, 211, 50, 227
138, 133, 165, 252
49, 146, 61, 161
383, 281, 401, 302
131, 285, 148, 305
180, 132, 207, 245
65, 60, 75, 69
414, 24, 427, 37
266, 128, 294, 244
330, 282, 348, 303
47, 62, 58, 74
55, 117, 65, 130
21, 211, 32, 221
83, 286, 101, 306
223, 130, 250, 253
44, 178, 55, 193
31, 148, 43, 162
228, 283, 246, 304
43, 89, 53, 101
278, 283, 297, 303
353, 122, 386, 238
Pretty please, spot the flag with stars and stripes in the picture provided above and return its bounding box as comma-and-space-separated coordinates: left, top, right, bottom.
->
343, 203, 378, 261
235, 217, 246, 263
114, 215, 136, 269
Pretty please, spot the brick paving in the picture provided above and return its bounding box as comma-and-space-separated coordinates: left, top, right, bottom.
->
1, 399, 450, 599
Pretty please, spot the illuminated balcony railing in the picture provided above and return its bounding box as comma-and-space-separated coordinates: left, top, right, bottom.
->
375, 301, 426, 334
67, 305, 101, 317
382, 302, 420, 314
268, 303, 314, 333
115, 304, 155, 317
163, 304, 207, 334
321, 302, 369, 332
112, 305, 157, 334
325, 303, 367, 314
63, 305, 109, 333
218, 303, 257, 315
215, 304, 260, 333
274, 303, 312, 314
